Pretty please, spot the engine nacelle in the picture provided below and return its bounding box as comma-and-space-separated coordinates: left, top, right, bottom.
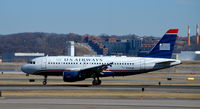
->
63, 71, 85, 82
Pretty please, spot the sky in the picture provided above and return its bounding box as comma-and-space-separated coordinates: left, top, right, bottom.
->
0, 0, 199, 37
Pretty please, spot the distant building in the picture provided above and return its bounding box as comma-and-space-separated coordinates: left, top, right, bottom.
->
108, 38, 117, 42
2, 53, 45, 62
102, 40, 143, 56
88, 38, 154, 56
102, 41, 127, 55
127, 40, 142, 55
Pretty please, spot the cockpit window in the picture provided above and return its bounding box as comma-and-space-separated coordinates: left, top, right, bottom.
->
28, 61, 36, 64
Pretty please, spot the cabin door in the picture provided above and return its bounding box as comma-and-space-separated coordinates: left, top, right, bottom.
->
41, 57, 47, 70
140, 58, 145, 70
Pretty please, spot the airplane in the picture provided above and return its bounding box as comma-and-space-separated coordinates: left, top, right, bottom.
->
21, 29, 181, 85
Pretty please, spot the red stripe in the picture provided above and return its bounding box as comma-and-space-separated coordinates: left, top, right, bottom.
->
40, 69, 135, 72
166, 29, 179, 34
41, 69, 70, 71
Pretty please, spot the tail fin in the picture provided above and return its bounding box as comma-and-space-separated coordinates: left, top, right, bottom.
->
145, 29, 178, 58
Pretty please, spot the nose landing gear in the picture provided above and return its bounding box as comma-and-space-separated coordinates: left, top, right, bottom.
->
43, 75, 47, 85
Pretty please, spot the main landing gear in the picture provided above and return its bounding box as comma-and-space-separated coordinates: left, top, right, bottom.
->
43, 75, 47, 85
92, 76, 101, 85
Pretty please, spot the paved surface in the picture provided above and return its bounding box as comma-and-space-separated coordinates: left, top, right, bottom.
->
0, 98, 200, 109
0, 71, 200, 109
0, 81, 200, 109
0, 84, 200, 93
1, 77, 200, 85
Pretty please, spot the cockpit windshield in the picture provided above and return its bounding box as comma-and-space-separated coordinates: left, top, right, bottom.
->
28, 61, 35, 64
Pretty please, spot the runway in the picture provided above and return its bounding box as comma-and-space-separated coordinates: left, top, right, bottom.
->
0, 98, 200, 109
0, 71, 200, 109
0, 84, 200, 93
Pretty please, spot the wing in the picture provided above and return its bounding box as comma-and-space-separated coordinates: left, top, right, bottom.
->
68, 62, 113, 77
81, 62, 112, 72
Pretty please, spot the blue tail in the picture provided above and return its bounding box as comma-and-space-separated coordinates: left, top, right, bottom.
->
145, 29, 178, 58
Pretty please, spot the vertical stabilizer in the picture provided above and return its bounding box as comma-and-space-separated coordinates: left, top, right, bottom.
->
145, 29, 178, 58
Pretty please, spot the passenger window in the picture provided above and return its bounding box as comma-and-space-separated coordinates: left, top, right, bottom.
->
28, 61, 35, 64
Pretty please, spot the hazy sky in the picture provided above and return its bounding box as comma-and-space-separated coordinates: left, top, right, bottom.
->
0, 0, 199, 37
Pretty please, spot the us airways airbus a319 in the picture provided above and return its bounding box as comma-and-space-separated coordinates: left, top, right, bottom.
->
21, 29, 181, 85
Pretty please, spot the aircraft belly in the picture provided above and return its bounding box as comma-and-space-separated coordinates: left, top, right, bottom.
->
34, 70, 63, 76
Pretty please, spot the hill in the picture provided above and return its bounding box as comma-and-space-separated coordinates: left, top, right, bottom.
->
0, 32, 82, 56
0, 32, 199, 56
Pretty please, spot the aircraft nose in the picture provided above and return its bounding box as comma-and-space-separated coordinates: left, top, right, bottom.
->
21, 65, 28, 73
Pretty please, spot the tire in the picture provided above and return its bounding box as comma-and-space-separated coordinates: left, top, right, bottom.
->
98, 80, 102, 85
43, 81, 47, 85
92, 80, 101, 85
92, 80, 97, 85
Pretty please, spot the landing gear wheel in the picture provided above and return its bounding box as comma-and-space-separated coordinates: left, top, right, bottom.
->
92, 73, 102, 86
92, 80, 96, 86
43, 81, 47, 85
92, 80, 102, 85
97, 80, 101, 85
43, 75, 47, 85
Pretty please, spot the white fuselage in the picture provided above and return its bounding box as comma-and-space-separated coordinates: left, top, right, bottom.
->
21, 56, 181, 76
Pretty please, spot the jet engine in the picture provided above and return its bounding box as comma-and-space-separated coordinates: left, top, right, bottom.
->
63, 71, 85, 82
